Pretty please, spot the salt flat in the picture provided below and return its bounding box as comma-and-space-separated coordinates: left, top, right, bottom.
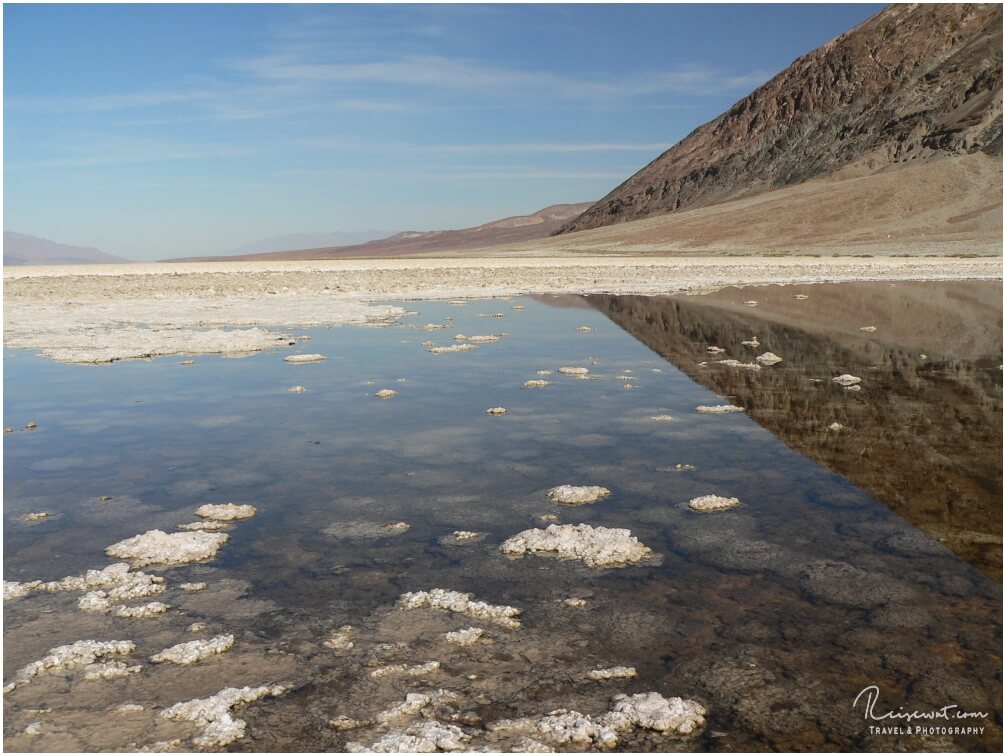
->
5, 255, 1000, 364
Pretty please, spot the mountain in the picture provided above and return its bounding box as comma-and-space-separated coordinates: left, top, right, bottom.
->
3, 232, 130, 266
559, 3, 1003, 235
171, 203, 593, 261
225, 230, 393, 256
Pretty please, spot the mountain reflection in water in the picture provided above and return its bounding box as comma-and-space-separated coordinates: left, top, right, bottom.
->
590, 281, 1003, 579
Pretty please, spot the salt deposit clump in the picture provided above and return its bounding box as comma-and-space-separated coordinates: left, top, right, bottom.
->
324, 625, 355, 651
500, 524, 655, 568
374, 690, 461, 725
83, 661, 142, 681
695, 404, 744, 414
486, 407, 507, 415
650, 415, 675, 421
574, 326, 593, 333
347, 721, 470, 753
794, 294, 809, 300
6, 562, 166, 606
288, 385, 306, 393
605, 692, 707, 736
284, 354, 326, 364
369, 660, 440, 678
196, 503, 256, 521
741, 337, 760, 347
4, 639, 136, 693
107, 530, 229, 567
859, 325, 878, 332
374, 389, 398, 399
828, 421, 845, 431
706, 346, 725, 354
467, 334, 501, 344
444, 627, 484, 646
588, 666, 637, 681
397, 588, 522, 630
547, 485, 611, 506
429, 344, 477, 355
150, 635, 234, 664
557, 366, 590, 376
112, 602, 169, 619
714, 359, 761, 370
564, 597, 587, 608
687, 495, 741, 512
178, 521, 230, 531
832, 373, 862, 387
161, 684, 287, 748
755, 352, 783, 366
20, 512, 51, 522
523, 379, 549, 389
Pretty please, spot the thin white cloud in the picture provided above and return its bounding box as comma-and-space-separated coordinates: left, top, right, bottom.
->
296, 139, 668, 154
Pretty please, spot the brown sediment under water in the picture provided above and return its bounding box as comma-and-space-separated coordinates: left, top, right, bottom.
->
3, 284, 1002, 752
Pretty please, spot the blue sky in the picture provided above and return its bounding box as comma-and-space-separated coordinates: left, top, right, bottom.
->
4, 3, 884, 260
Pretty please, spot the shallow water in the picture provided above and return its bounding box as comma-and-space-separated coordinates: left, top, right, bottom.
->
3, 287, 1002, 752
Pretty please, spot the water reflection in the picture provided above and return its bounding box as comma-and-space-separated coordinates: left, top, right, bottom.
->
590, 281, 1003, 578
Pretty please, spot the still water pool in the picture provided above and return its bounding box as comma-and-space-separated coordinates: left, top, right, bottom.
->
3, 285, 1001, 752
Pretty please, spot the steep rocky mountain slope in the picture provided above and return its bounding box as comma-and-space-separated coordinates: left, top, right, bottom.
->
3, 232, 130, 266
560, 3, 1003, 234
174, 203, 593, 262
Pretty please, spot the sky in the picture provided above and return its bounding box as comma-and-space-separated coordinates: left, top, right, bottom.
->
3, 2, 885, 260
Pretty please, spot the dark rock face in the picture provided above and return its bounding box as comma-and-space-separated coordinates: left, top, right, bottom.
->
560, 4, 1003, 234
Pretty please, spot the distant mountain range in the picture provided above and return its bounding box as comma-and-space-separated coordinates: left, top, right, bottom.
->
559, 3, 1002, 234
3, 231, 130, 266
171, 203, 593, 261
224, 230, 393, 256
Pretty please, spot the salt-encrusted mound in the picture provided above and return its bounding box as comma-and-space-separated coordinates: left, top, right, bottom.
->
347, 721, 470, 753
832, 373, 862, 386
714, 359, 761, 370
485, 407, 507, 415
284, 353, 326, 363
397, 588, 521, 629
150, 635, 234, 664
695, 404, 744, 414
557, 366, 590, 376
324, 625, 355, 650
106, 530, 229, 567
161, 685, 286, 748
547, 485, 611, 506
196, 503, 256, 521
5, 562, 165, 605
522, 379, 549, 389
755, 352, 783, 366
83, 660, 142, 680
4, 639, 136, 693
369, 660, 440, 678
588, 666, 637, 681
605, 692, 707, 735
686, 495, 741, 512
374, 690, 461, 725
429, 344, 477, 355
500, 524, 655, 568
489, 692, 707, 747
374, 389, 398, 399
444, 627, 484, 646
